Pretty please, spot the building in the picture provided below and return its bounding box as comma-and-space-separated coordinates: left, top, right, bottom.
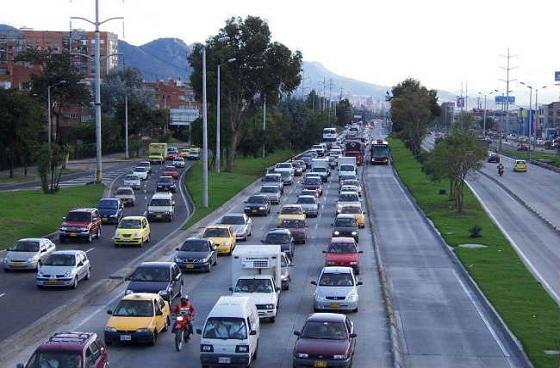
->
438, 102, 455, 130
541, 101, 560, 134
144, 80, 201, 126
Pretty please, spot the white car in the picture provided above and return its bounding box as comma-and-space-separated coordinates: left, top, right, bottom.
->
173, 156, 186, 168
114, 186, 136, 207
340, 179, 362, 196
219, 213, 253, 241
336, 191, 361, 214
312, 266, 361, 312
123, 174, 141, 189
274, 162, 295, 176
340, 185, 360, 195
137, 160, 152, 173
132, 166, 149, 180
4, 238, 56, 271
36, 250, 91, 289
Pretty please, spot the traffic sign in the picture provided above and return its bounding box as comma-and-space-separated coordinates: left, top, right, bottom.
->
495, 96, 515, 105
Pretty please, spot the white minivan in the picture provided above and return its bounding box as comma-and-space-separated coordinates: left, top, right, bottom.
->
198, 296, 260, 368
147, 192, 175, 222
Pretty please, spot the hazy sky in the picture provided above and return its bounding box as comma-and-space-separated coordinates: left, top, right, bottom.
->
2, 0, 560, 103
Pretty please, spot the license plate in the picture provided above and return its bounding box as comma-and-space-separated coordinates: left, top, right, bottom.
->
102, 218, 108, 222
186, 264, 194, 269
252, 209, 257, 213
156, 214, 162, 218
11, 264, 23, 268
120, 335, 131, 341
218, 357, 231, 364
70, 233, 78, 237
314, 361, 327, 368
330, 303, 341, 308
48, 279, 59, 285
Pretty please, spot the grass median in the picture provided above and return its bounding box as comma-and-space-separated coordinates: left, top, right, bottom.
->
501, 148, 560, 168
0, 184, 105, 250
183, 150, 294, 230
389, 138, 560, 368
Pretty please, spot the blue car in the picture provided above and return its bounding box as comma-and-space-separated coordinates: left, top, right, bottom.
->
97, 198, 124, 224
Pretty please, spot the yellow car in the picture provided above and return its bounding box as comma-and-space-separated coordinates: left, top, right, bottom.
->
277, 204, 306, 225
202, 225, 236, 255
186, 147, 201, 160
148, 154, 164, 165
113, 216, 151, 247
104, 293, 170, 345
513, 160, 527, 172
340, 204, 366, 228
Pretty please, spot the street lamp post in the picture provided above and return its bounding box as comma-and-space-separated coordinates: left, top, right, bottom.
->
262, 94, 266, 158
519, 82, 533, 160
533, 86, 547, 152
216, 57, 236, 173
202, 46, 209, 208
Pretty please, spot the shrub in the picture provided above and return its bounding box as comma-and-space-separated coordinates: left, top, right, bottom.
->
468, 224, 482, 238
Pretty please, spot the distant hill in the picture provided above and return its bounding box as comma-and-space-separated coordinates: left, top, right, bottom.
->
0, 24, 17, 31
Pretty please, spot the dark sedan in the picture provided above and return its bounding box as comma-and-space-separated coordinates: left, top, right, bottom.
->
243, 195, 271, 216
332, 214, 359, 242
293, 313, 357, 368
262, 228, 295, 260
278, 218, 307, 244
174, 238, 217, 272
156, 175, 177, 192
125, 262, 183, 302
487, 153, 500, 163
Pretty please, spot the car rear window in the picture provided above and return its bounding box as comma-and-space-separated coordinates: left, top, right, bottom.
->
66, 212, 91, 222
26, 350, 82, 368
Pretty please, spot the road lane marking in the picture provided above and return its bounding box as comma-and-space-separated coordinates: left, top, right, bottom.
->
85, 247, 95, 253
0, 293, 6, 298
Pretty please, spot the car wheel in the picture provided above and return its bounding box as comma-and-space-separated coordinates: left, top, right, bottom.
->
87, 233, 93, 243
269, 316, 275, 323
104, 340, 112, 346
59, 236, 65, 244
163, 317, 170, 332
72, 277, 78, 289
148, 330, 157, 346
85, 268, 91, 280
206, 262, 212, 273
96, 228, 101, 239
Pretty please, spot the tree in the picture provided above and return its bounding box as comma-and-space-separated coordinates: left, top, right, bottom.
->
390, 78, 440, 155
0, 89, 43, 177
425, 130, 487, 212
36, 143, 69, 193
188, 16, 302, 171
336, 99, 353, 125
101, 67, 151, 115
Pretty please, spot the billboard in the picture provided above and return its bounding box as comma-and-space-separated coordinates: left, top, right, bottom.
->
494, 95, 515, 105
170, 108, 200, 126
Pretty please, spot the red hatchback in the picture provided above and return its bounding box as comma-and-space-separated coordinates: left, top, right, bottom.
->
18, 331, 109, 368
323, 237, 362, 274
162, 165, 180, 180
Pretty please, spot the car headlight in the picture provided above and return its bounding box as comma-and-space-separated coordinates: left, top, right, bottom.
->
265, 304, 275, 309
165, 211, 171, 215
333, 354, 346, 360
64, 271, 73, 277
110, 214, 117, 217
125, 289, 134, 295
201, 344, 214, 352
60, 227, 69, 231
297, 353, 309, 358
176, 316, 184, 322
244, 207, 251, 210
347, 293, 358, 301
158, 290, 169, 296
136, 328, 150, 333
174, 257, 183, 263
133, 232, 142, 238
259, 206, 266, 210
334, 231, 340, 235
235, 345, 250, 353
104, 327, 117, 333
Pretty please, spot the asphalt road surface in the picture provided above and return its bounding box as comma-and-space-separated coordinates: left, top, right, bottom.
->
6, 163, 393, 368
0, 161, 192, 342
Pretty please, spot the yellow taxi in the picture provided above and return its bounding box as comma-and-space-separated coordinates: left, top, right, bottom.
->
277, 204, 306, 225
513, 160, 528, 172
113, 216, 151, 247
148, 154, 164, 165
202, 225, 236, 255
340, 204, 366, 228
104, 293, 170, 346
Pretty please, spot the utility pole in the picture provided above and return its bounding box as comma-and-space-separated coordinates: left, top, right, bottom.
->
465, 82, 468, 112
262, 94, 267, 158
122, 56, 129, 159
322, 77, 326, 112
500, 48, 516, 137
327, 79, 333, 123
216, 64, 221, 173
202, 46, 208, 207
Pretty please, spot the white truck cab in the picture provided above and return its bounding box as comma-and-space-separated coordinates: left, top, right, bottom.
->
147, 192, 175, 222
198, 296, 260, 367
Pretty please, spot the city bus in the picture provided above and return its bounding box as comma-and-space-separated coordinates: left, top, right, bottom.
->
369, 139, 390, 165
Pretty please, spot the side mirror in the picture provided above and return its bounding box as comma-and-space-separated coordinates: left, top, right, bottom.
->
175, 274, 181, 280
175, 247, 180, 251
229, 287, 233, 292
356, 281, 363, 286
293, 331, 301, 336
106, 310, 113, 315
349, 333, 357, 338
310, 281, 317, 285
41, 248, 47, 253
156, 310, 163, 316
250, 330, 257, 336
359, 250, 363, 253
196, 328, 202, 335
330, 224, 334, 227
321, 250, 326, 253
212, 246, 218, 251
260, 240, 265, 243
62, 217, 66, 221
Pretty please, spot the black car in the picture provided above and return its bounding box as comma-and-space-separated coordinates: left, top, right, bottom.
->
262, 228, 295, 260
156, 175, 177, 192
487, 153, 500, 163
300, 156, 313, 169
174, 238, 217, 272
332, 214, 359, 242
292, 160, 306, 175
125, 262, 183, 301
244, 195, 271, 216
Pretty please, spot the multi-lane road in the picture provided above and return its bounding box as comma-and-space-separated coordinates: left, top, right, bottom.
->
0, 161, 192, 342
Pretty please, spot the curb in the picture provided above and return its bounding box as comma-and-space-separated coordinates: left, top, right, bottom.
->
478, 171, 560, 234
390, 163, 533, 368
361, 163, 406, 368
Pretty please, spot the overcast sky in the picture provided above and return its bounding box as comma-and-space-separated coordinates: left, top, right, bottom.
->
2, 0, 560, 103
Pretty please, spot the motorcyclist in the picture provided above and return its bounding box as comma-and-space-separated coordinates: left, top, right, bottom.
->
497, 163, 505, 175
173, 295, 196, 336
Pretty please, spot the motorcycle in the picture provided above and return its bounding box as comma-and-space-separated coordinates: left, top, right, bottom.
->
173, 309, 192, 352
498, 166, 504, 177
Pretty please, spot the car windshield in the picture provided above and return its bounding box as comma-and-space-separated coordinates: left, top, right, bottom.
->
339, 194, 359, 202
343, 180, 359, 187
328, 243, 357, 253
263, 175, 280, 182
9, 240, 40, 252
265, 233, 290, 243
304, 178, 321, 185
297, 197, 315, 204
281, 206, 302, 214
203, 228, 230, 237
116, 188, 133, 195
180, 240, 209, 252
150, 199, 171, 206
165, 166, 177, 171
158, 177, 174, 184
130, 267, 170, 282
234, 278, 274, 293
125, 175, 138, 181
43, 254, 75, 266
319, 272, 355, 286
98, 199, 118, 209
312, 168, 327, 173
119, 219, 142, 229
277, 163, 291, 169
340, 165, 354, 171
134, 167, 147, 172
341, 206, 361, 214
113, 300, 154, 317
27, 350, 82, 368
372, 146, 389, 156
301, 320, 348, 340
248, 196, 266, 204
261, 186, 278, 193
280, 171, 291, 178
280, 219, 305, 228
220, 215, 245, 225
203, 317, 247, 339
65, 212, 90, 222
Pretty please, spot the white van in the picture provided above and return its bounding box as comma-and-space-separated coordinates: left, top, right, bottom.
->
198, 296, 260, 367
147, 192, 175, 222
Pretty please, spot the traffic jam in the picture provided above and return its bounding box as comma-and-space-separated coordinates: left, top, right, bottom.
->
8, 122, 394, 368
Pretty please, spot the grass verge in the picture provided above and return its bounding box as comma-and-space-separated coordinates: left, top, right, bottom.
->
501, 148, 560, 168
0, 184, 105, 250
389, 138, 560, 368
183, 149, 295, 230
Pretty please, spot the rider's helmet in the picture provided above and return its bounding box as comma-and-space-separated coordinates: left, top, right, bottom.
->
180, 295, 189, 303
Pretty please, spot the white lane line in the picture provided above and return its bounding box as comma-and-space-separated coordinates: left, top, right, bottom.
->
85, 247, 95, 253
73, 290, 124, 329
0, 293, 6, 298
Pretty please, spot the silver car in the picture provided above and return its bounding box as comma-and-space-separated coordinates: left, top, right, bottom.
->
312, 266, 362, 312
296, 195, 320, 217
36, 250, 91, 289
336, 191, 361, 214
123, 174, 141, 189
4, 238, 56, 271
281, 252, 292, 290
260, 185, 282, 205
219, 213, 253, 241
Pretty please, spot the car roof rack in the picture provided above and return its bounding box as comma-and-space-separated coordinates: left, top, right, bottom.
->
48, 332, 92, 344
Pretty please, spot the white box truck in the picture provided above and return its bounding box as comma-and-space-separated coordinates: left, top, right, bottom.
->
231, 244, 282, 322
339, 156, 357, 178
311, 158, 330, 182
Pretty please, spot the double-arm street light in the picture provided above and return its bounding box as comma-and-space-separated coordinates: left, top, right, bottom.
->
478, 90, 497, 138
519, 81, 547, 159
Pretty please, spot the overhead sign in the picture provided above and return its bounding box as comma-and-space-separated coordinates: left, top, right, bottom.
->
495, 95, 515, 105
555, 71, 560, 81
456, 97, 464, 108
170, 108, 200, 126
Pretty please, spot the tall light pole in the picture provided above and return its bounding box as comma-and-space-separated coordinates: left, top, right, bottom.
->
533, 85, 547, 151
71, 0, 123, 183
262, 94, 267, 158
47, 80, 67, 146
519, 81, 533, 159
202, 46, 209, 207
216, 57, 236, 173
479, 90, 495, 137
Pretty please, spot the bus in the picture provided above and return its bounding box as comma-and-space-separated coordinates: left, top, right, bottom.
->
149, 143, 168, 158
322, 127, 337, 146
370, 139, 390, 165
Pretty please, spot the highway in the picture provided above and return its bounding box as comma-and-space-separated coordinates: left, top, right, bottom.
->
0, 161, 193, 342
5, 159, 393, 368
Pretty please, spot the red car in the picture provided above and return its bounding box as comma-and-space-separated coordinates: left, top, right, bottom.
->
163, 165, 180, 180
322, 237, 362, 273
59, 208, 102, 243
293, 313, 357, 368
278, 218, 307, 244
17, 331, 109, 368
